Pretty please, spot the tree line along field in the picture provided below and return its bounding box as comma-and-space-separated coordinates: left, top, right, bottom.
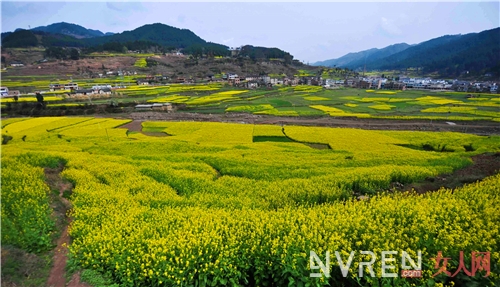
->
1, 80, 499, 121
1, 117, 500, 286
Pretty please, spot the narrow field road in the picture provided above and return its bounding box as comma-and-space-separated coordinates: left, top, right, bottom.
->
44, 166, 90, 287
121, 112, 500, 135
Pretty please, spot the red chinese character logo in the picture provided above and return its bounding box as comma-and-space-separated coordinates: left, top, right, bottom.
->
432, 251, 490, 278
471, 251, 490, 277
451, 251, 471, 277
432, 251, 451, 277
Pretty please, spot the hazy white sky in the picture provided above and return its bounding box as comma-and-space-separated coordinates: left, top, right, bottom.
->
1, 1, 499, 63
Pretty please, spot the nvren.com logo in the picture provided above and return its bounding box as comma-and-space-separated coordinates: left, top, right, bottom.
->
309, 250, 490, 278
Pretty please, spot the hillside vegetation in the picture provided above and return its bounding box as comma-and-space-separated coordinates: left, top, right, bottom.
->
315, 27, 500, 77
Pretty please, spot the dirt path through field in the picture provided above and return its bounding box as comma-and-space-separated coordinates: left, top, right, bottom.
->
122, 112, 500, 135
44, 166, 90, 287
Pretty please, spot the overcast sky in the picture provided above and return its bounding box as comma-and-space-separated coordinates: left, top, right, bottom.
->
1, 1, 499, 63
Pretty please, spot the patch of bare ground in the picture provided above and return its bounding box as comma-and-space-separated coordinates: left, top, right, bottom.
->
119, 120, 170, 137
394, 153, 500, 194
119, 120, 143, 132
67, 272, 91, 287
1, 51, 310, 79
1, 56, 137, 77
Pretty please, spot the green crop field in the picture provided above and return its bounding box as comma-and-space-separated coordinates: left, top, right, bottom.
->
1, 117, 499, 286
115, 85, 498, 121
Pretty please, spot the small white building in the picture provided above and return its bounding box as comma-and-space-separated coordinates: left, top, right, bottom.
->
491, 84, 498, 93
270, 78, 283, 85
92, 84, 112, 90
49, 84, 64, 91
135, 103, 172, 112
64, 83, 79, 90
260, 76, 271, 84
227, 73, 239, 80
1, 87, 9, 97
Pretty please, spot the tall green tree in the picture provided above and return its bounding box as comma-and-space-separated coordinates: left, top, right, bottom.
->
70, 48, 80, 60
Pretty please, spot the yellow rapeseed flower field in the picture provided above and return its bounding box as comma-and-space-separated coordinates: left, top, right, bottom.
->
1, 118, 499, 286
368, 104, 397, 110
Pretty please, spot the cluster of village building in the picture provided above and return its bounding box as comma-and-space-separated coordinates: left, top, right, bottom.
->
38, 74, 500, 97
1, 72, 498, 99
47, 83, 113, 97
4, 53, 498, 95
134, 73, 499, 93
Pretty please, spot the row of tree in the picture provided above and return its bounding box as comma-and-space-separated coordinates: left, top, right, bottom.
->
183, 43, 231, 58
44, 47, 80, 60
83, 40, 176, 54
238, 45, 294, 64
1, 30, 38, 48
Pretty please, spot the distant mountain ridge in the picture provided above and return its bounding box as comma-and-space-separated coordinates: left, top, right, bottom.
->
314, 27, 500, 76
2, 29, 87, 48
86, 23, 207, 48
314, 43, 411, 68
30, 22, 112, 39
1, 23, 221, 50
367, 29, 499, 74
1, 22, 292, 61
